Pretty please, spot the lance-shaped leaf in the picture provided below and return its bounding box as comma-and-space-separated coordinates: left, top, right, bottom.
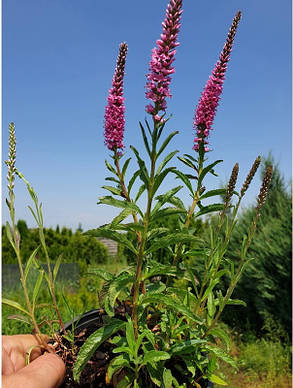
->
134, 184, 146, 203
156, 131, 178, 159
73, 319, 126, 382
105, 176, 120, 184
2, 298, 31, 316
156, 150, 178, 176
152, 186, 183, 214
32, 271, 44, 311
152, 167, 176, 197
105, 272, 134, 316
145, 233, 201, 254
142, 350, 170, 365
178, 156, 196, 169
105, 160, 118, 176
199, 188, 227, 200
195, 203, 224, 218
53, 254, 62, 282
102, 185, 121, 196
141, 294, 202, 323
171, 339, 206, 355
127, 170, 140, 194
226, 298, 247, 307
139, 122, 151, 157
122, 158, 131, 179
87, 267, 114, 281
130, 146, 149, 188
209, 374, 228, 386
143, 263, 179, 281
8, 314, 32, 326
24, 246, 40, 281
172, 170, 194, 195
204, 345, 237, 369
111, 208, 134, 226
198, 160, 223, 187
107, 355, 131, 382
98, 196, 143, 217
85, 228, 137, 255
208, 328, 231, 350
150, 207, 186, 223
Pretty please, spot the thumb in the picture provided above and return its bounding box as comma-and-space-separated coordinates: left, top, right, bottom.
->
3, 353, 65, 388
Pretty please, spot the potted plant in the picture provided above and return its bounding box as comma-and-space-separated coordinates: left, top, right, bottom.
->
3, 1, 273, 387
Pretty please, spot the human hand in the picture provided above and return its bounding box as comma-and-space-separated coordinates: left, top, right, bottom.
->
2, 334, 65, 388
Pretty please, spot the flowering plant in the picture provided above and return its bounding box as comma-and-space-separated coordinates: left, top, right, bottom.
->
3, 1, 272, 387
73, 1, 272, 386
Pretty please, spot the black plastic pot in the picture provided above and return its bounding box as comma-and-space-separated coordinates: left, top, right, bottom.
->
62, 309, 214, 388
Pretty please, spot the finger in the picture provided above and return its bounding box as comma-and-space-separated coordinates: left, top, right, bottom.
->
2, 353, 65, 388
2, 334, 49, 372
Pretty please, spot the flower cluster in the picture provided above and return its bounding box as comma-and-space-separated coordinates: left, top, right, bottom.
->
193, 11, 241, 152
104, 42, 128, 151
145, 0, 183, 120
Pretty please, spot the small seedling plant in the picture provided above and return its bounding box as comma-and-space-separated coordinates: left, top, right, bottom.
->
3, 1, 273, 387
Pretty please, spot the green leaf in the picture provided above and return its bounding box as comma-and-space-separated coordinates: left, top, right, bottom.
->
201, 279, 220, 302
105, 176, 120, 184
85, 228, 137, 255
198, 160, 223, 187
111, 208, 134, 226
142, 350, 170, 365
207, 292, 216, 319
172, 170, 194, 195
156, 131, 178, 159
24, 246, 40, 281
125, 319, 135, 353
199, 189, 227, 200
178, 156, 196, 169
7, 314, 32, 326
152, 186, 183, 214
122, 158, 131, 179
139, 122, 151, 157
204, 345, 238, 369
209, 328, 231, 350
73, 319, 126, 382
32, 271, 44, 309
143, 263, 179, 281
195, 203, 224, 218
171, 339, 206, 355
87, 267, 114, 281
141, 294, 202, 324
53, 254, 62, 282
226, 299, 247, 307
5, 222, 15, 248
98, 196, 142, 216
209, 374, 227, 385
2, 298, 31, 316
150, 207, 186, 223
156, 150, 178, 176
127, 170, 140, 194
116, 371, 134, 388
152, 167, 176, 196
105, 160, 117, 175
134, 184, 146, 203
146, 363, 162, 386
105, 273, 134, 316
146, 281, 166, 295
130, 146, 150, 188
145, 233, 201, 254
102, 185, 121, 196
163, 368, 173, 388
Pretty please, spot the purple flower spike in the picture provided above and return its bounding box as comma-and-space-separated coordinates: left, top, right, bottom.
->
145, 0, 183, 116
193, 11, 241, 152
104, 42, 128, 151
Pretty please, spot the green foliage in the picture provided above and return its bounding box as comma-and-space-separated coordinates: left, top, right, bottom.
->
220, 156, 292, 337
2, 221, 109, 265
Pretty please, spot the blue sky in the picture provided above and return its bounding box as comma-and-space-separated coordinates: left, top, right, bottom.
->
2, 0, 292, 231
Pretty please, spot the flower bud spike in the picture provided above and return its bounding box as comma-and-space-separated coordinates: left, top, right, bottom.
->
225, 162, 239, 206
256, 166, 273, 213
240, 155, 261, 197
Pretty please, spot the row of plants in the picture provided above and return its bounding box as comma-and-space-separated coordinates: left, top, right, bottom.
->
3, 1, 280, 387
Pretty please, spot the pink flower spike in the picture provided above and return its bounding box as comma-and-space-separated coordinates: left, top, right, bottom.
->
193, 11, 241, 153
145, 0, 183, 116
104, 42, 128, 151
